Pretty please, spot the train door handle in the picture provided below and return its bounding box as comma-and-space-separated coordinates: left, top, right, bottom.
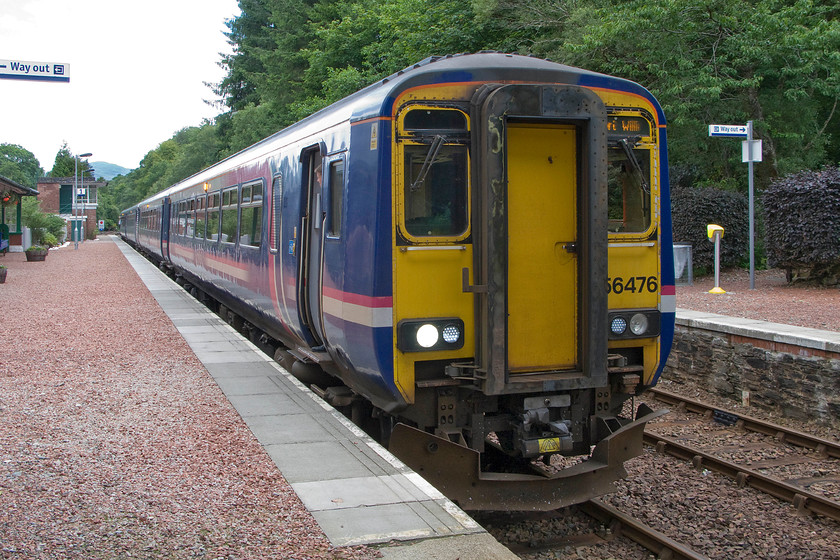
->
462, 268, 487, 293
562, 242, 577, 254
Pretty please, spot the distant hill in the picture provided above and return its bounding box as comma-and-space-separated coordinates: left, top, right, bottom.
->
91, 162, 131, 180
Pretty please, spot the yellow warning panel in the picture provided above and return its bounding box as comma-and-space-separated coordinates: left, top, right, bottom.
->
538, 437, 561, 454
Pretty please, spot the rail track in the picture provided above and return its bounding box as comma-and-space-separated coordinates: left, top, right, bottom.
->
477, 500, 710, 559
645, 387, 840, 522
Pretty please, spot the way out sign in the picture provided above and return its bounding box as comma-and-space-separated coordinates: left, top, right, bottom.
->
708, 124, 748, 137
0, 59, 70, 82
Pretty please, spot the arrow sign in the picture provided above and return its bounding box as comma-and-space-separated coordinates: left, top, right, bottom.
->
708, 124, 748, 138
0, 59, 70, 82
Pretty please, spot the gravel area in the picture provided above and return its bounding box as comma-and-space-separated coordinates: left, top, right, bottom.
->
676, 267, 840, 332
0, 239, 377, 559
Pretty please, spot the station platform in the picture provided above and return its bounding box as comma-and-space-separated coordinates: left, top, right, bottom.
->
114, 238, 517, 559
675, 309, 840, 357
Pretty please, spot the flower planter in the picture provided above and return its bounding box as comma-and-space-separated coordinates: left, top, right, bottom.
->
0, 268, 6, 283
25, 248, 48, 262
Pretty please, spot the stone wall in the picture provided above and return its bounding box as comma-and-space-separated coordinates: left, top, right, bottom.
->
663, 323, 840, 428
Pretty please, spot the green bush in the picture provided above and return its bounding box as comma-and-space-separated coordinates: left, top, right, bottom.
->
41, 232, 59, 248
671, 186, 749, 271
22, 198, 67, 245
763, 167, 840, 284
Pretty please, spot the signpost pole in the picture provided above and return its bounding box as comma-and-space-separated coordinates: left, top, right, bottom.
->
747, 120, 755, 290
708, 122, 761, 290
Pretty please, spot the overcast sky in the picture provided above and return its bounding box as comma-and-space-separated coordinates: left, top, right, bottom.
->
1, 0, 240, 171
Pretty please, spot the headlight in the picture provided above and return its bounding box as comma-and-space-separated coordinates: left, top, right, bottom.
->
441, 324, 461, 344
629, 313, 648, 335
610, 316, 627, 335
398, 318, 465, 352
608, 310, 660, 339
416, 324, 439, 348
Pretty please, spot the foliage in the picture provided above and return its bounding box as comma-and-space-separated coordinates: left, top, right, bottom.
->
22, 197, 67, 245
763, 166, 840, 284
670, 186, 749, 270
49, 142, 93, 177
0, 143, 43, 187
41, 0, 840, 283
97, 125, 223, 225
214, 0, 504, 153
41, 232, 59, 248
492, 0, 840, 189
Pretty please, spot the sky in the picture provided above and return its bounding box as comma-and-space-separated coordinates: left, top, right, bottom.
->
1, 0, 241, 171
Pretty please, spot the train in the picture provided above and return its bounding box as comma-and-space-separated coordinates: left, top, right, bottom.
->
120, 52, 675, 511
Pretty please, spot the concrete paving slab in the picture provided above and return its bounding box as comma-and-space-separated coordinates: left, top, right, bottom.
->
226, 392, 306, 417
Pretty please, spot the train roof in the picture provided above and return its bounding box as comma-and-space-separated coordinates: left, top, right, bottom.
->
131, 53, 663, 208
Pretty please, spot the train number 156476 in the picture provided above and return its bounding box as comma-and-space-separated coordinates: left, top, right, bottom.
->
607, 276, 658, 294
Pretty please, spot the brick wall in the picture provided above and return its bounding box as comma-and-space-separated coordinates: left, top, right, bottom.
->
38, 181, 64, 213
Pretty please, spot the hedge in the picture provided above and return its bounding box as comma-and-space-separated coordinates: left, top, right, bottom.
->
763, 166, 840, 284
670, 186, 749, 271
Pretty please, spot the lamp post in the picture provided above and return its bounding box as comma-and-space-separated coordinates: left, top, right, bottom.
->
74, 152, 92, 249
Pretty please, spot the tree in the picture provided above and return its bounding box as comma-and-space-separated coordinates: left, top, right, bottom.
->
0, 143, 43, 187
49, 142, 93, 177
492, 0, 840, 188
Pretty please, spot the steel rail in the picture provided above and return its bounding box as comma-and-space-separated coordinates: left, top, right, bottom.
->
644, 430, 840, 522
648, 387, 840, 459
581, 498, 711, 560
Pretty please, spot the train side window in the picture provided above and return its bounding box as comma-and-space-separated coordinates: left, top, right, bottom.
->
607, 145, 652, 233
195, 196, 206, 239
240, 181, 263, 247
178, 201, 187, 237
270, 174, 282, 251
327, 160, 344, 238
186, 199, 195, 238
207, 193, 220, 241
220, 187, 239, 244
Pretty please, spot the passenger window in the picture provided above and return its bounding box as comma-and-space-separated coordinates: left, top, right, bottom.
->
220, 188, 238, 243
327, 160, 344, 237
195, 196, 206, 239
207, 193, 220, 241
240, 182, 263, 247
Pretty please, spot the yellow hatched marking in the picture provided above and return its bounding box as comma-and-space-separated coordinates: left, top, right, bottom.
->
539, 438, 561, 454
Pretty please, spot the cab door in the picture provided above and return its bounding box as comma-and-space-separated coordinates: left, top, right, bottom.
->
506, 123, 578, 373
471, 84, 609, 394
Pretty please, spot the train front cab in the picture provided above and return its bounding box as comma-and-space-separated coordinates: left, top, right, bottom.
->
388, 79, 669, 510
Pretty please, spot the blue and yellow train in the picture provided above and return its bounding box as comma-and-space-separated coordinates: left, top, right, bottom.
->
121, 53, 675, 511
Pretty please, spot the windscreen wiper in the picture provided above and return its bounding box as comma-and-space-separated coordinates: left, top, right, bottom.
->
619, 137, 649, 194
410, 135, 446, 192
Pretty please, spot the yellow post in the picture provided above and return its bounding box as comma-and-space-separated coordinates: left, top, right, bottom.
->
707, 224, 726, 294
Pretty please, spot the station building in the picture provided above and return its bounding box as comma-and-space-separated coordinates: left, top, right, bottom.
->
36, 176, 105, 241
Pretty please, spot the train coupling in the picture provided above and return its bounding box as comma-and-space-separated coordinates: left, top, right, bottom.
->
519, 408, 573, 457
389, 403, 668, 511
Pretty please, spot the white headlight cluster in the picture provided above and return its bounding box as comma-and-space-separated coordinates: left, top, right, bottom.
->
608, 310, 660, 338
398, 318, 465, 352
